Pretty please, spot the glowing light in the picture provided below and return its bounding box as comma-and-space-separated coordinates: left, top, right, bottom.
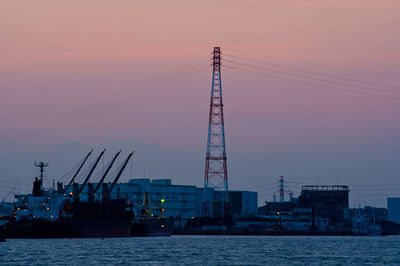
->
277, 212, 280, 215
47, 207, 50, 211
161, 199, 165, 204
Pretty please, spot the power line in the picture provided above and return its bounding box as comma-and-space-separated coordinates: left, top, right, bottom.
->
58, 157, 87, 183
223, 57, 400, 94
223, 64, 400, 102
1, 61, 208, 147
0, 60, 209, 148
0, 178, 31, 188
351, 193, 400, 197
256, 186, 279, 193
223, 47, 400, 77
241, 181, 278, 190
350, 184, 400, 187
1, 56, 208, 146
258, 190, 279, 197
285, 177, 400, 188
352, 188, 400, 192
0, 56, 209, 147
222, 53, 400, 90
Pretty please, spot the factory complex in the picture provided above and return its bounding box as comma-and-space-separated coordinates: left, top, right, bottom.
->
72, 177, 257, 219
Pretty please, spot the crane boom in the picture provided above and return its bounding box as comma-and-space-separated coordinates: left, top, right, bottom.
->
93, 150, 121, 194
103, 151, 134, 199
65, 149, 93, 192
78, 149, 105, 194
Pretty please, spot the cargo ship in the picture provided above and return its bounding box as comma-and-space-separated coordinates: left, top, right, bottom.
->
131, 192, 173, 236
131, 218, 173, 237
6, 198, 133, 238
2, 150, 135, 238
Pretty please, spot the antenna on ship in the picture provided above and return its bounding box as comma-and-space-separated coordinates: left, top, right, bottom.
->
32, 161, 48, 196
34, 161, 49, 183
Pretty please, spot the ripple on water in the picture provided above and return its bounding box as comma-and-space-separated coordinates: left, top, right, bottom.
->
1, 236, 400, 265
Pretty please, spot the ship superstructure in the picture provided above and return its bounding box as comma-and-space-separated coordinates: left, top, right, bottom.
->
131, 192, 173, 236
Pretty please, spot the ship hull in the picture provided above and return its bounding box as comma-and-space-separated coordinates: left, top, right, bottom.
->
131, 218, 173, 237
5, 217, 132, 238
5, 199, 133, 238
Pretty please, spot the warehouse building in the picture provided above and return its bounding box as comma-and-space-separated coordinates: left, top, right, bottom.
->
297, 185, 349, 223
70, 178, 258, 219
388, 198, 400, 224
196, 188, 258, 218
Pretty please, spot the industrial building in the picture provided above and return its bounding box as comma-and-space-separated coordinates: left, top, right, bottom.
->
348, 206, 388, 222
114, 179, 198, 219
235, 213, 330, 232
257, 185, 350, 231
259, 185, 349, 222
388, 198, 400, 224
197, 189, 258, 218
67, 178, 258, 219
66, 178, 198, 219
297, 185, 349, 223
229, 191, 258, 217
258, 201, 297, 215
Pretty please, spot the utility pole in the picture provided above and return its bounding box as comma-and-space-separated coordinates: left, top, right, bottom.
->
279, 176, 284, 203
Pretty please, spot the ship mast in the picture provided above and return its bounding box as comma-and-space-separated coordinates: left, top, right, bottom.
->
34, 161, 48, 183
32, 161, 48, 196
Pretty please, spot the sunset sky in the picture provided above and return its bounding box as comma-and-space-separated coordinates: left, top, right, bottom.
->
1, 0, 400, 206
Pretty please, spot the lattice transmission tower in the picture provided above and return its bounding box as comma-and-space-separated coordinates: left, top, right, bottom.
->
202, 47, 229, 217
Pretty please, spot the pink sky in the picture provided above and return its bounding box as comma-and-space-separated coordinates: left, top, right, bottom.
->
1, 0, 400, 206
1, 0, 400, 149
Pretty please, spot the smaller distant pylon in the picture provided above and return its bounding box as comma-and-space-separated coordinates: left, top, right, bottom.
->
279, 176, 284, 202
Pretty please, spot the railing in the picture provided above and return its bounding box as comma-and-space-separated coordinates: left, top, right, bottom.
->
301, 185, 349, 191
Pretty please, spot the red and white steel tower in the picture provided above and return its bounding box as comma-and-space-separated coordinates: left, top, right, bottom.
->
202, 47, 229, 217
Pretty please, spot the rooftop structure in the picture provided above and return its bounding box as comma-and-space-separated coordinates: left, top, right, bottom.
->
298, 185, 349, 223
301, 185, 349, 191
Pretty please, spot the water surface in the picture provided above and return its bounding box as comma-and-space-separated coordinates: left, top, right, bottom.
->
1, 236, 399, 265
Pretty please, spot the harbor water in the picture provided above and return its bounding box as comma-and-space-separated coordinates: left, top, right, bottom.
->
1, 235, 400, 265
